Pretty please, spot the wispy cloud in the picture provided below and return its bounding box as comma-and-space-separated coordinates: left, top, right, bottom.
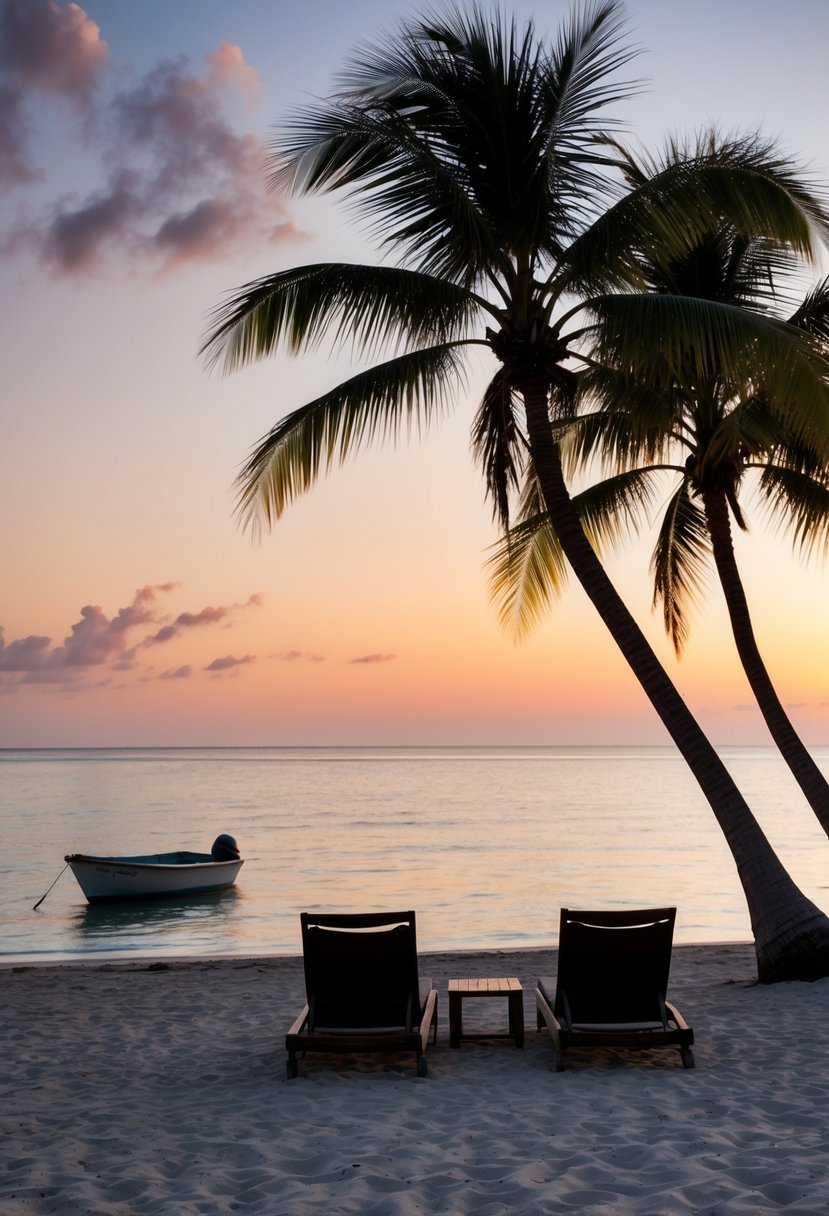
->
146, 594, 262, 646
0, 1, 308, 272
205, 654, 254, 673
273, 648, 326, 663
349, 653, 396, 665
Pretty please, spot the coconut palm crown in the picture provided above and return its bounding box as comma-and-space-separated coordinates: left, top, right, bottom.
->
203, 2, 829, 980
490, 139, 829, 834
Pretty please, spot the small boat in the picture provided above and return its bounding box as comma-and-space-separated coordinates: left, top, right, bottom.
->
64, 835, 243, 905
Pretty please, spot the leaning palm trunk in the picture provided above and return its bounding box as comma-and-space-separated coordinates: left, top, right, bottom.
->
523, 386, 829, 982
702, 488, 829, 836
204, 5, 829, 982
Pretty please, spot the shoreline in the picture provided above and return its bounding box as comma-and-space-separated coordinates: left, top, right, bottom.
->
0, 937, 757, 971
8, 941, 829, 1214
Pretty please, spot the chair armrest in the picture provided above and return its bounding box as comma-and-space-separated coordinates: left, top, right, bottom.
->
286, 1004, 310, 1039
664, 1000, 693, 1035
419, 986, 438, 1049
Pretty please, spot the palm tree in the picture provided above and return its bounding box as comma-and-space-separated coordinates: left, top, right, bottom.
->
492, 142, 829, 835
202, 2, 829, 980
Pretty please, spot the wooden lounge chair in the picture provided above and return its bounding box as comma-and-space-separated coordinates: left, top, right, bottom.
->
285, 910, 438, 1078
535, 907, 695, 1070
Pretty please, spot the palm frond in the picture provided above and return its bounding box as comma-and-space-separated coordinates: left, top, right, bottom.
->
487, 464, 661, 637
270, 3, 641, 283
566, 364, 684, 473
566, 133, 829, 296
236, 344, 468, 534
788, 275, 829, 345
271, 98, 507, 285
471, 368, 525, 530
755, 462, 829, 558
589, 293, 829, 453
536, 0, 642, 239
486, 477, 569, 638
639, 229, 800, 311
574, 466, 665, 549
201, 263, 479, 371
703, 396, 783, 468
651, 480, 711, 654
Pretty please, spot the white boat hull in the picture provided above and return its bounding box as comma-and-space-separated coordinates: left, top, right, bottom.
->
65, 852, 244, 904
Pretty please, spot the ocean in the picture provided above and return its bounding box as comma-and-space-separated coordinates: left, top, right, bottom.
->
2, 746, 828, 963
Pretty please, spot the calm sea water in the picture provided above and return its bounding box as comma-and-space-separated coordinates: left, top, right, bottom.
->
2, 746, 828, 962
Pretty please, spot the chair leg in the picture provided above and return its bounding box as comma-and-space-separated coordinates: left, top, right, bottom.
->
550, 1025, 564, 1072
448, 990, 462, 1048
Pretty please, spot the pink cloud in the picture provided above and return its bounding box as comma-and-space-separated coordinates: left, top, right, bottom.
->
2, 19, 309, 272
0, 82, 34, 185
0, 584, 172, 677
46, 584, 175, 669
205, 41, 263, 95
0, 0, 107, 106
273, 647, 326, 663
349, 653, 397, 665
41, 169, 142, 272
0, 0, 106, 189
0, 583, 259, 690
0, 629, 51, 671
205, 654, 254, 672
174, 605, 229, 628
145, 596, 261, 645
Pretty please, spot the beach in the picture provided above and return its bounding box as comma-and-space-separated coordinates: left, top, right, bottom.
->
4, 943, 829, 1214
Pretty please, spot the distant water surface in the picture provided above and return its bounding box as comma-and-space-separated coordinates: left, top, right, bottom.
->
2, 746, 828, 962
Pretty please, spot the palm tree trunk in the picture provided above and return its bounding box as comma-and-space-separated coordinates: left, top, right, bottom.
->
702, 487, 829, 836
523, 387, 829, 982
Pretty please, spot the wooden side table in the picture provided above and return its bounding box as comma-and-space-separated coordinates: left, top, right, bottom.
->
448, 977, 524, 1048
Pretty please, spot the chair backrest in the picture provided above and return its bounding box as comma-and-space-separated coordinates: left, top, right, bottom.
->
301, 910, 422, 1031
554, 907, 677, 1026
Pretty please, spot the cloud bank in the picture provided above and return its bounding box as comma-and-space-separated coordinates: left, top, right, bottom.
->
0, 583, 263, 691
0, 0, 307, 272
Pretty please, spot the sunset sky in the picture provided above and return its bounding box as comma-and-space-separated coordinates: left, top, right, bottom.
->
1, 0, 827, 748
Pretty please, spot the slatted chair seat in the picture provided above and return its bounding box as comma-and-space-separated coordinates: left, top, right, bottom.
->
286, 910, 438, 1078
535, 907, 695, 1070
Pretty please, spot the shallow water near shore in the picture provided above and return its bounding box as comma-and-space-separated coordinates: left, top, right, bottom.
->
2, 745, 828, 961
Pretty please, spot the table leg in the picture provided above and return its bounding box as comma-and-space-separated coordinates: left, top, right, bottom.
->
508, 989, 524, 1048
449, 990, 462, 1048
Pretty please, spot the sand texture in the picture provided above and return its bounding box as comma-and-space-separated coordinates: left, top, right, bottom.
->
3, 943, 829, 1214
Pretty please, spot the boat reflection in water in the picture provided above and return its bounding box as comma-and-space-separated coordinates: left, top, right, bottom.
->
70, 887, 242, 955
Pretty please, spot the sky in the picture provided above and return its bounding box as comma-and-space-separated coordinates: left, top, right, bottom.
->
0, 0, 827, 748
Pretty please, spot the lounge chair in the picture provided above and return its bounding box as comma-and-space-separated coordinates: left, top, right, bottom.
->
285, 910, 438, 1078
535, 907, 694, 1070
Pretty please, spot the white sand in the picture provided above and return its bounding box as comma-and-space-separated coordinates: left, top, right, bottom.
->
3, 943, 829, 1214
